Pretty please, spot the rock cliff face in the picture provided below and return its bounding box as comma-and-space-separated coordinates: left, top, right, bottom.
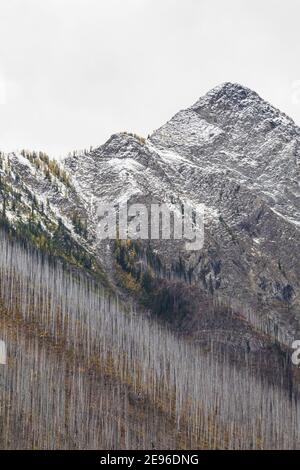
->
63, 83, 300, 346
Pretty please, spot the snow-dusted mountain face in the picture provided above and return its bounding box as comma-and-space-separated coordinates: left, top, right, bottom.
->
1, 82, 299, 353
64, 82, 300, 344
0, 149, 108, 284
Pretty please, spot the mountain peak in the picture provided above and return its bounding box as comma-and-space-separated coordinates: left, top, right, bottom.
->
190, 82, 297, 131
206, 81, 255, 100
191, 82, 267, 114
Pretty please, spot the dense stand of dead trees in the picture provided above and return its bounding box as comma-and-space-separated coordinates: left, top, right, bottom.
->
0, 229, 299, 449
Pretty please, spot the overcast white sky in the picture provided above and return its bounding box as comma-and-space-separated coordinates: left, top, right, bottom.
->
0, 0, 300, 158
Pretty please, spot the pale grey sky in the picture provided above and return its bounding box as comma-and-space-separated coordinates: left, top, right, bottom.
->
0, 0, 300, 158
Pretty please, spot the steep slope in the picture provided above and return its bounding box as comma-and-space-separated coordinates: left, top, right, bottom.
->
64, 83, 300, 346
152, 82, 300, 226
0, 229, 299, 449
1, 82, 300, 449
0, 149, 108, 284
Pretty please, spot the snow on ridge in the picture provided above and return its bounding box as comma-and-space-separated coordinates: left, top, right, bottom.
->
107, 157, 144, 172
10, 152, 35, 174
270, 207, 300, 228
